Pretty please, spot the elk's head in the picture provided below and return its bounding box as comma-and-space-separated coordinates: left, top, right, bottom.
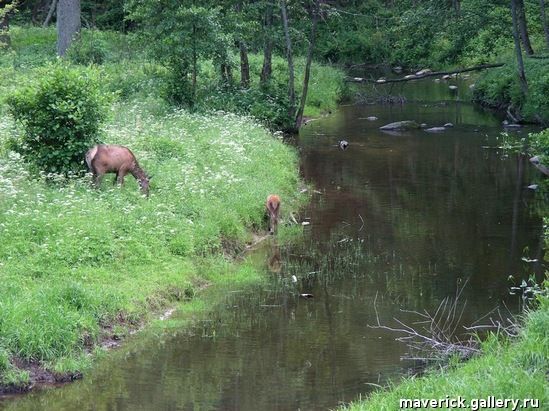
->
140, 175, 152, 197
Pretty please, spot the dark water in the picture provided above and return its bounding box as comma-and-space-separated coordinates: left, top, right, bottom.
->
2, 80, 546, 411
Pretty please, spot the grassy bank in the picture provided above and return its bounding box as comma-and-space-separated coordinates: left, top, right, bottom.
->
0, 99, 304, 391
0, 27, 322, 392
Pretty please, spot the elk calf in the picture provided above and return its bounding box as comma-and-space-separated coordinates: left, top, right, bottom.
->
85, 144, 151, 196
266, 194, 281, 235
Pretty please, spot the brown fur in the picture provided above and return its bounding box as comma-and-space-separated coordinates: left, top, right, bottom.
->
85, 144, 150, 196
266, 194, 281, 235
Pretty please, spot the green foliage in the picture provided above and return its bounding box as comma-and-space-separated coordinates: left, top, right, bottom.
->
127, 1, 230, 106
67, 33, 108, 65
197, 83, 292, 130
529, 128, 549, 163
473, 58, 549, 123
196, 54, 347, 129
6, 63, 109, 174
312, 0, 545, 70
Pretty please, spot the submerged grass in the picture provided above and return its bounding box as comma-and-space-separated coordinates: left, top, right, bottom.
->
0, 100, 304, 387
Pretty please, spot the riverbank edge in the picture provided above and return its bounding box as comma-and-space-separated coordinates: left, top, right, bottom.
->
339, 292, 549, 410
0, 227, 307, 397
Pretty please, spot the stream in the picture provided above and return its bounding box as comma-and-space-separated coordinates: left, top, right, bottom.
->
1, 78, 546, 411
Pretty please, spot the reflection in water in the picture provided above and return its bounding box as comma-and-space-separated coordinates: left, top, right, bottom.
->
267, 242, 282, 275
2, 81, 546, 411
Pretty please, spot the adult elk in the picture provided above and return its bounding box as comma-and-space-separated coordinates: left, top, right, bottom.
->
85, 144, 151, 196
266, 194, 281, 235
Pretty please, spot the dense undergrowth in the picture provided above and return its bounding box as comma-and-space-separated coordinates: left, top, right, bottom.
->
0, 25, 340, 389
0, 26, 348, 130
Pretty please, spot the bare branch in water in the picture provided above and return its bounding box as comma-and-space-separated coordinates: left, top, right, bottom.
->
370, 281, 482, 364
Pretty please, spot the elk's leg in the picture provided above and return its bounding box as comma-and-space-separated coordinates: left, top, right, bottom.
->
116, 168, 127, 186
93, 173, 103, 189
269, 213, 276, 234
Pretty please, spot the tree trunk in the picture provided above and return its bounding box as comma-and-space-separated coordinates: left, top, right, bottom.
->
57, 0, 80, 56
43, 0, 58, 27
517, 0, 534, 55
192, 45, 197, 99
295, 1, 319, 129
260, 2, 273, 87
239, 41, 250, 88
0, 0, 13, 48
220, 61, 233, 83
511, 0, 528, 95
31, 0, 45, 24
280, 0, 296, 122
541, 0, 549, 48
235, 2, 250, 88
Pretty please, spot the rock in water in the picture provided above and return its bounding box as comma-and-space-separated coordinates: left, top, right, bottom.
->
527, 184, 538, 190
366, 116, 378, 121
338, 140, 349, 150
379, 121, 421, 131
530, 156, 549, 176
444, 123, 454, 127
449, 85, 458, 90
425, 127, 446, 132
415, 68, 432, 76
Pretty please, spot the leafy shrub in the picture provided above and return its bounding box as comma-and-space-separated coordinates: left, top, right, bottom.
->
197, 83, 293, 130
7, 63, 109, 174
67, 35, 108, 65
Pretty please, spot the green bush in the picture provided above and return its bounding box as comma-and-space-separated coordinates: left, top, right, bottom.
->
7, 63, 109, 174
67, 35, 108, 65
197, 83, 292, 130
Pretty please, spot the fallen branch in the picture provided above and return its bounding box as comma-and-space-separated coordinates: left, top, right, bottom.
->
347, 63, 505, 84
369, 281, 481, 363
